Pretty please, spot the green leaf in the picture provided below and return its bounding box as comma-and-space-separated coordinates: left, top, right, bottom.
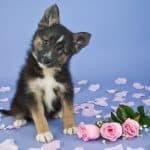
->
139, 115, 150, 127
116, 107, 128, 122
111, 112, 122, 123
137, 106, 145, 116
119, 105, 135, 118
133, 112, 140, 122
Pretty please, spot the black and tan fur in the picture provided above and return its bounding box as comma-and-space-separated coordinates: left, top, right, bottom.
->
0, 4, 91, 143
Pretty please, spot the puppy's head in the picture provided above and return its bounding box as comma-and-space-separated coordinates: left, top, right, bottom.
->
32, 4, 91, 68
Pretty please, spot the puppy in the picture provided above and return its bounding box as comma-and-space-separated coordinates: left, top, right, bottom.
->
0, 4, 91, 143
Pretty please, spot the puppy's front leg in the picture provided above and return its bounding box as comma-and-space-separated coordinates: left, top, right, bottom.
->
63, 99, 76, 135
31, 103, 53, 143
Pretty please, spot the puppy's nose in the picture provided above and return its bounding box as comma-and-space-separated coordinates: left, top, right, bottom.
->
43, 56, 52, 65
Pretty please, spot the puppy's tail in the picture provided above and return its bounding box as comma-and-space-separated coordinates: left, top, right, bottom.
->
0, 109, 12, 116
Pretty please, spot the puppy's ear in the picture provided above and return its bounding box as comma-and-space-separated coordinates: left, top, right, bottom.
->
73, 32, 91, 53
38, 4, 60, 29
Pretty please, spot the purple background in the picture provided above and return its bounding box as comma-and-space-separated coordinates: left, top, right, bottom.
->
0, 0, 150, 150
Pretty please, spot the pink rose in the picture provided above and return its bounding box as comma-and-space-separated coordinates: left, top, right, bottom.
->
77, 122, 100, 141
122, 118, 140, 138
100, 122, 122, 141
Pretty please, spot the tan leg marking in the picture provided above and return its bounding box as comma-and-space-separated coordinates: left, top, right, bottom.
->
31, 103, 53, 143
63, 101, 76, 135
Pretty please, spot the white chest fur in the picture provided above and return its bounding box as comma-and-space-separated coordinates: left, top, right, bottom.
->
28, 68, 65, 112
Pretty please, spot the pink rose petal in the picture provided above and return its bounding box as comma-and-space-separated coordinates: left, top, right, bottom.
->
122, 118, 140, 138
0, 139, 18, 150
100, 123, 122, 142
88, 84, 100, 92
115, 77, 127, 85
133, 82, 144, 90
77, 122, 100, 141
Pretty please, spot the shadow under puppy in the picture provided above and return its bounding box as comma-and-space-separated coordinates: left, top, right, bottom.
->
0, 4, 91, 143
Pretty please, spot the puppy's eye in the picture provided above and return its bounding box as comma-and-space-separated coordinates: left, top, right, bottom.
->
43, 39, 49, 45
56, 42, 64, 54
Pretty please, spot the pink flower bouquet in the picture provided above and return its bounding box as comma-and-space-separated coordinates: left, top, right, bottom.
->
76, 105, 149, 143
77, 122, 100, 141
100, 122, 122, 141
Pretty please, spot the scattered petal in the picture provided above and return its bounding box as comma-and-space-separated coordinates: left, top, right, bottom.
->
28, 140, 60, 150
0, 139, 18, 150
106, 89, 118, 94
42, 140, 60, 150
80, 103, 95, 109
87, 100, 95, 103
145, 86, 150, 92
111, 106, 118, 111
133, 82, 144, 90
81, 108, 101, 117
104, 144, 124, 150
0, 98, 9, 103
115, 77, 127, 85
142, 98, 150, 106
121, 102, 135, 107
74, 105, 82, 114
0, 86, 11, 92
74, 87, 81, 94
104, 114, 111, 119
74, 146, 84, 150
127, 147, 145, 150
77, 80, 88, 85
0, 124, 6, 130
6, 125, 16, 130
115, 91, 128, 97
94, 97, 108, 107
88, 84, 100, 92
28, 148, 41, 150
113, 97, 126, 102
132, 93, 145, 99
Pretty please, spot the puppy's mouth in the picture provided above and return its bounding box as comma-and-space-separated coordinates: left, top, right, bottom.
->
32, 52, 64, 68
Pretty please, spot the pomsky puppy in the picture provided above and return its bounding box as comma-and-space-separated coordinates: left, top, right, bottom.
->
0, 4, 91, 143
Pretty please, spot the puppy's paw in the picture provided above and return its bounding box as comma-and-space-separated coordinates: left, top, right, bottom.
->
54, 111, 62, 119
63, 127, 77, 135
13, 119, 27, 128
36, 131, 53, 143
